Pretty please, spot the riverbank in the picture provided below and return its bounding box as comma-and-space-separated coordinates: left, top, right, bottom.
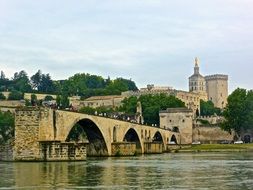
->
179, 143, 253, 153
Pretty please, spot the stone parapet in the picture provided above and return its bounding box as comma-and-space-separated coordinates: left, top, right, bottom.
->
205, 74, 228, 81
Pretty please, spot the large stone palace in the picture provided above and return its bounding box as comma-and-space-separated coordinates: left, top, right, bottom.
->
189, 57, 228, 109
71, 57, 228, 115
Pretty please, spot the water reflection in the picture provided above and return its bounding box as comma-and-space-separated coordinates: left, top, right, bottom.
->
0, 152, 252, 189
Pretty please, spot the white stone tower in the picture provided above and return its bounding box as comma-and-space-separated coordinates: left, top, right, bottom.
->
189, 57, 206, 93
205, 74, 228, 109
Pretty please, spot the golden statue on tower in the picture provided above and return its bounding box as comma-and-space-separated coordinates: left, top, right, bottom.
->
195, 57, 199, 66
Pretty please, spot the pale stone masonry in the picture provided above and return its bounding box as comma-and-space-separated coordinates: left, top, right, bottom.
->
189, 57, 207, 94
159, 108, 193, 144
14, 109, 41, 160
14, 108, 87, 161
189, 57, 228, 109
205, 74, 228, 109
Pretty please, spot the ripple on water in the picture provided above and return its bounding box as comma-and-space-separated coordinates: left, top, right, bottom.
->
0, 152, 253, 189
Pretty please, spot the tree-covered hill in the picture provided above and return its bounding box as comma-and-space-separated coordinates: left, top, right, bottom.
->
0, 70, 138, 99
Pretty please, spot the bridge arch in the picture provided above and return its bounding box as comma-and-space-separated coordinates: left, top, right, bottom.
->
66, 118, 109, 156
152, 131, 163, 142
152, 131, 166, 151
170, 134, 178, 144
123, 128, 142, 154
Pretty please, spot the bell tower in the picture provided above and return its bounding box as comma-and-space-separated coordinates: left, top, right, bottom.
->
189, 57, 206, 93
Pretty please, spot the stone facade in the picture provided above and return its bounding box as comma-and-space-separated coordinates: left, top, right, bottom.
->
189, 58, 207, 94
14, 108, 41, 161
39, 141, 87, 161
159, 108, 193, 144
14, 108, 87, 161
192, 126, 233, 144
205, 74, 228, 108
71, 95, 125, 110
111, 142, 136, 156
188, 58, 228, 109
144, 142, 163, 154
0, 100, 25, 108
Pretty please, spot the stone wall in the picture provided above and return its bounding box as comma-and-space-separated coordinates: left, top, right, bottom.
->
24, 93, 57, 100
205, 74, 228, 109
144, 142, 163, 154
0, 100, 25, 108
193, 126, 233, 144
196, 116, 224, 125
160, 108, 193, 144
14, 109, 41, 160
40, 141, 87, 161
111, 142, 136, 156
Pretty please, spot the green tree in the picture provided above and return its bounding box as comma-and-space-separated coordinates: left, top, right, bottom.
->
31, 70, 55, 93
56, 95, 61, 107
39, 74, 55, 93
56, 94, 69, 109
220, 88, 253, 136
106, 79, 129, 95
200, 100, 221, 116
31, 94, 37, 106
0, 71, 9, 91
8, 91, 23, 100
12, 70, 32, 92
120, 94, 185, 125
61, 94, 70, 108
0, 92, 6, 100
120, 96, 138, 114
79, 107, 96, 115
0, 111, 15, 144
30, 70, 42, 90
44, 95, 54, 101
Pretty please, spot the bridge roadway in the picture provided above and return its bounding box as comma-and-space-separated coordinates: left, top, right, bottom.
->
14, 108, 179, 159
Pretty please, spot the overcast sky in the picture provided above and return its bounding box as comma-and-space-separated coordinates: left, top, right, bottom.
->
0, 0, 253, 92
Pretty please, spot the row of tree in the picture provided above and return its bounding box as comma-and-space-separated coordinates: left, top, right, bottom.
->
221, 88, 253, 135
0, 70, 138, 99
0, 111, 14, 145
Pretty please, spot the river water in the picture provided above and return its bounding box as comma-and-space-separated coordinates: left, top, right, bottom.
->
0, 152, 253, 190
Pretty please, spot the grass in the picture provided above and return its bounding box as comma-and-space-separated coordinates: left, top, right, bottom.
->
181, 143, 253, 152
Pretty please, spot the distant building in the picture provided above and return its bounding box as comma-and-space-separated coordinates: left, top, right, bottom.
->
24, 93, 57, 100
189, 57, 206, 94
73, 95, 125, 109
188, 57, 228, 109
122, 86, 205, 115
159, 108, 193, 144
205, 74, 228, 109
70, 57, 228, 113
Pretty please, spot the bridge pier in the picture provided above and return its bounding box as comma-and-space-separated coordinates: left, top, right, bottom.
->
40, 141, 87, 161
144, 142, 164, 154
111, 142, 136, 156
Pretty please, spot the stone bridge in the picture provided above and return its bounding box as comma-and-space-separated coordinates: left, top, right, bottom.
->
14, 108, 179, 160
